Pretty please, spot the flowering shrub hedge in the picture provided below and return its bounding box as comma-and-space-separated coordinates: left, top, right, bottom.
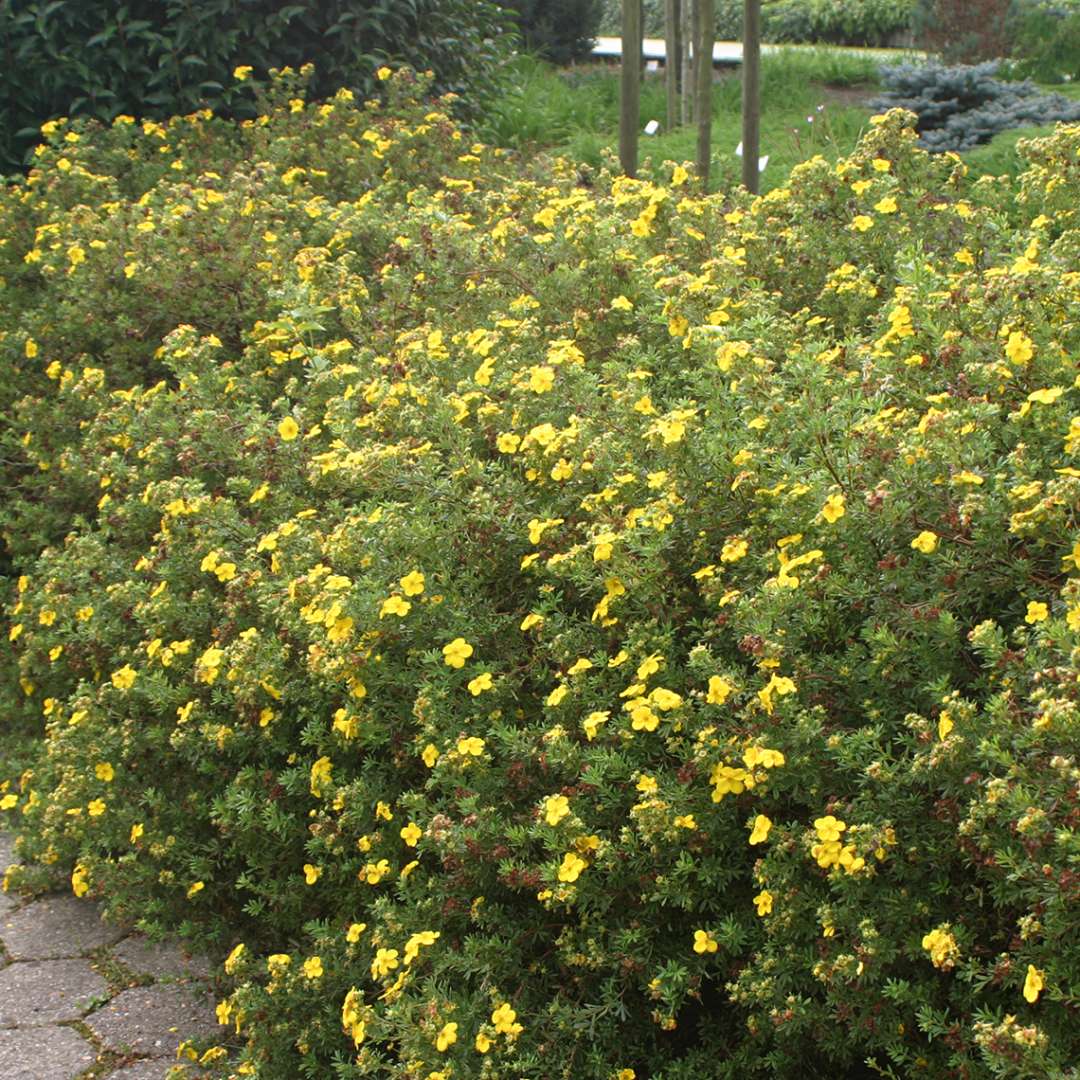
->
3, 70, 1080, 1079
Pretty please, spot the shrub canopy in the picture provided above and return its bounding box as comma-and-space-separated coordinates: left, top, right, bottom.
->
2, 71, 1080, 1080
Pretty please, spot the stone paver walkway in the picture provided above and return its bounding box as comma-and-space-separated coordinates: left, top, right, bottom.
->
0, 833, 222, 1079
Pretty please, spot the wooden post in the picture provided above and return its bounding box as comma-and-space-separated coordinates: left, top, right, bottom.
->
680, 0, 693, 125
695, 0, 714, 187
638, 0, 646, 83
665, 0, 679, 129
620, 0, 641, 176
741, 0, 761, 193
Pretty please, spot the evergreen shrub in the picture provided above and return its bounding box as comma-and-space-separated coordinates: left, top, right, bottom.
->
3, 74, 1080, 1079
872, 60, 1080, 151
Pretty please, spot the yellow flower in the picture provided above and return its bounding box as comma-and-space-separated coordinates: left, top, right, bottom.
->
303, 956, 323, 979
1027, 387, 1064, 405
187, 881, 205, 898
224, 943, 246, 975
874, 195, 898, 214
130, 822, 144, 843
467, 672, 493, 696
1025, 601, 1048, 624
921, 926, 959, 969
820, 493, 846, 523
1023, 964, 1044, 1003
1004, 330, 1034, 365
871, 157, 891, 172
543, 794, 570, 826
583, 710, 609, 740
852, 215, 873, 232
757, 674, 796, 716
278, 416, 299, 441
491, 1002, 518, 1034
443, 637, 474, 668
421, 743, 440, 767
435, 1022, 458, 1051
71, 864, 90, 897
753, 890, 773, 916
707, 675, 733, 704
87, 799, 106, 817
399, 570, 425, 596
814, 815, 846, 842
674, 814, 696, 829
546, 684, 569, 707
611, 295, 634, 311
938, 712, 954, 740
371, 947, 398, 979
1, 793, 19, 810
630, 703, 659, 731
346, 922, 366, 943
400, 821, 422, 847
693, 929, 718, 954
233, 65, 253, 81
303, 864, 321, 885
267, 954, 292, 976
403, 929, 439, 964
671, 164, 689, 185
748, 814, 772, 845
111, 665, 137, 690
720, 537, 748, 563
94, 762, 114, 782
457, 736, 485, 756
475, 1031, 492, 1053
377, 66, 392, 81
911, 531, 938, 554
310, 755, 333, 797
379, 595, 411, 618
528, 365, 555, 393
497, 432, 521, 453
558, 852, 587, 882
636, 774, 658, 795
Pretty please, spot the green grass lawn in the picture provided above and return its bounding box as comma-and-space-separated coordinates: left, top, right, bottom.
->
479, 51, 1080, 192
481, 49, 884, 191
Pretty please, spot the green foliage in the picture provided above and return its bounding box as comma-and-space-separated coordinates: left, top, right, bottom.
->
0, 0, 514, 172
4, 69, 1080, 1080
497, 0, 605, 63
1008, 0, 1080, 83
755, 0, 916, 46
872, 60, 1080, 151
601, 0, 916, 45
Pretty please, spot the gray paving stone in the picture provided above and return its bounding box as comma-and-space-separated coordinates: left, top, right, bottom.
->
0, 889, 15, 917
0, 833, 16, 870
85, 983, 218, 1058
0, 958, 108, 1026
112, 935, 213, 982
0, 1023, 97, 1079
103, 1060, 198, 1079
0, 895, 125, 960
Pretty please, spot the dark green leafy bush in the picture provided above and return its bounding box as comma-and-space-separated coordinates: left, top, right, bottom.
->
0, 0, 513, 171
872, 60, 1080, 151
497, 0, 605, 63
3, 72, 1080, 1080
